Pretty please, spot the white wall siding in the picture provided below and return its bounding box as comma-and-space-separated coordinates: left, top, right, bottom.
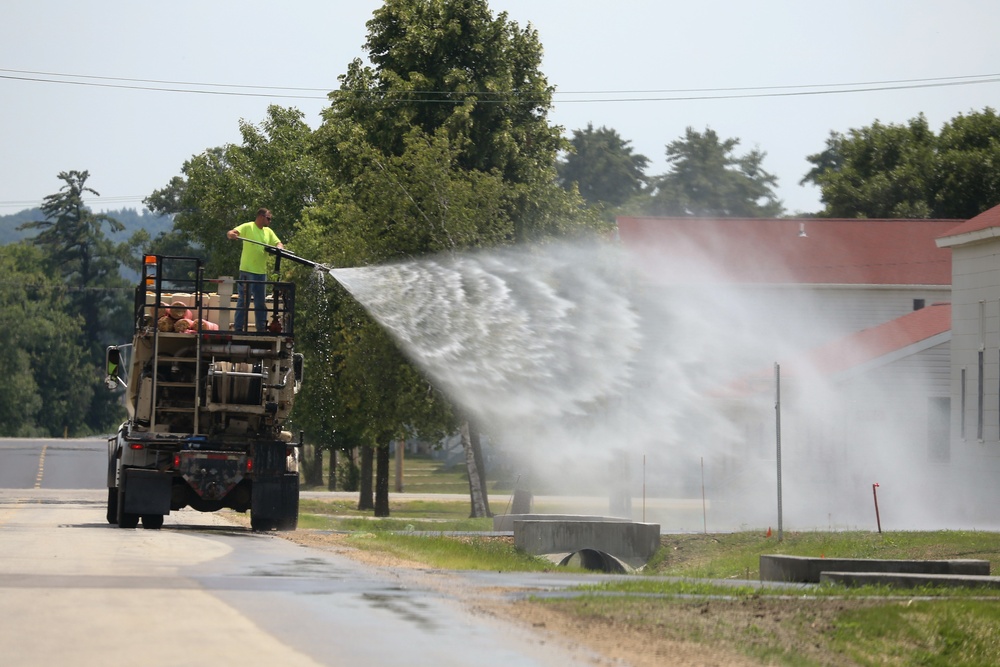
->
949, 243, 1000, 450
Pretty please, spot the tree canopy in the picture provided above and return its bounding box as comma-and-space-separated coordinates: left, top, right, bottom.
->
557, 122, 649, 209
802, 108, 1000, 219
332, 0, 562, 185
0, 171, 143, 435
646, 127, 783, 217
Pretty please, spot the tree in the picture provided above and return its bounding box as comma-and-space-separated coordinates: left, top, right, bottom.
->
933, 108, 1000, 219
0, 243, 93, 436
302, 0, 603, 517
334, 0, 562, 185
802, 108, 1000, 219
20, 171, 131, 348
326, 0, 598, 243
18, 171, 133, 432
802, 116, 937, 218
646, 127, 783, 217
557, 123, 649, 208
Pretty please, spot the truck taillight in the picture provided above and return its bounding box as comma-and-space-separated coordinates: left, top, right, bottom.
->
246, 458, 253, 473
144, 255, 157, 286
173, 454, 181, 469
129, 443, 144, 450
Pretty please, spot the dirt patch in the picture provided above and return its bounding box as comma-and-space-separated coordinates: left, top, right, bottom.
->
493, 599, 763, 667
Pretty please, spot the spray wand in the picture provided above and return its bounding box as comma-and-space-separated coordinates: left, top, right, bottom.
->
236, 236, 333, 333
238, 236, 333, 273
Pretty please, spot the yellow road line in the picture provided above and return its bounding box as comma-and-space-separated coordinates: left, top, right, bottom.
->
34, 444, 47, 489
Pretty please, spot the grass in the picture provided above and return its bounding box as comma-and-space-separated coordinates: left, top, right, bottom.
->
298, 497, 494, 532
338, 532, 558, 571
549, 531, 1000, 666
647, 529, 1000, 578
826, 600, 1000, 666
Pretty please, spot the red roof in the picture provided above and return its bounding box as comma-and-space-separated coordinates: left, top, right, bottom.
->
936, 202, 1000, 240
804, 301, 951, 376
617, 217, 957, 285
720, 303, 952, 397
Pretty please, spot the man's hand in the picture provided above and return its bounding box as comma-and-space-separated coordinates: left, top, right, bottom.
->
227, 229, 240, 240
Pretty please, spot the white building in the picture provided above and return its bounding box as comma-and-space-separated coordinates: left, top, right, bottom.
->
617, 216, 973, 528
936, 203, 1000, 521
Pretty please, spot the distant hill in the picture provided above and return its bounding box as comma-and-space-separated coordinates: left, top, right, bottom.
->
0, 207, 174, 244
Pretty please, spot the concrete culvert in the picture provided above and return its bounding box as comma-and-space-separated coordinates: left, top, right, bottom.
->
558, 549, 629, 574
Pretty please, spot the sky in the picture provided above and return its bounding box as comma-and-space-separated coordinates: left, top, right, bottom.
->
2, 0, 999, 217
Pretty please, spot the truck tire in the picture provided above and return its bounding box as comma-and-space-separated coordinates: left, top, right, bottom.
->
106, 488, 118, 524
117, 485, 139, 529
277, 477, 299, 531
250, 516, 275, 532
141, 514, 164, 529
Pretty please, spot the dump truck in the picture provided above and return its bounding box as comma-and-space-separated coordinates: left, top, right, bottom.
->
104, 250, 320, 530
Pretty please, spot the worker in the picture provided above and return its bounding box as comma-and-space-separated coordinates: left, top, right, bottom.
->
226, 208, 283, 332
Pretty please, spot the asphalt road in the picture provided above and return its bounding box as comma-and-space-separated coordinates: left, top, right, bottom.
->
0, 438, 106, 489
0, 438, 610, 667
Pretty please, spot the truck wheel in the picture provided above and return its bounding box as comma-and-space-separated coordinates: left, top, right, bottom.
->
141, 514, 164, 530
117, 485, 139, 529
250, 516, 275, 532
276, 515, 298, 531
276, 475, 299, 531
277, 487, 299, 531
106, 488, 118, 524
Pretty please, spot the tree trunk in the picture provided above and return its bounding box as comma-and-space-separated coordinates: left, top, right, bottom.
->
375, 443, 390, 517
311, 445, 324, 486
358, 446, 374, 510
300, 444, 321, 487
327, 448, 337, 491
394, 438, 405, 492
469, 426, 492, 517
461, 421, 488, 518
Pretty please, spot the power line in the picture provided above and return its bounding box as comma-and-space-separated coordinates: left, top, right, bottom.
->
0, 194, 148, 210
0, 67, 334, 92
2, 67, 999, 102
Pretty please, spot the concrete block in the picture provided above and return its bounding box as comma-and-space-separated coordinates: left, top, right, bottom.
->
760, 554, 990, 583
514, 519, 660, 568
820, 571, 1000, 589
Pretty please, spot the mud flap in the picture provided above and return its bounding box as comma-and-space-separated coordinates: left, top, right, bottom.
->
251, 474, 298, 523
123, 468, 172, 515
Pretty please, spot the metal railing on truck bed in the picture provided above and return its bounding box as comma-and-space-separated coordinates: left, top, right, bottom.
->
135, 254, 297, 337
